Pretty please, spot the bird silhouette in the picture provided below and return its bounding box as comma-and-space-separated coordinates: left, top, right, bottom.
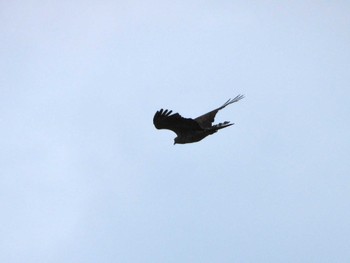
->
153, 94, 244, 144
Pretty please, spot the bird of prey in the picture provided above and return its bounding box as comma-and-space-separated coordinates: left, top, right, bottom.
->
153, 94, 244, 144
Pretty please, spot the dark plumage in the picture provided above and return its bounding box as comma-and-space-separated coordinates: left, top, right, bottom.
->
153, 95, 244, 144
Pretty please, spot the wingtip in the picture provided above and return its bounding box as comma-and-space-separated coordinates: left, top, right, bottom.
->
155, 108, 173, 116
229, 94, 245, 103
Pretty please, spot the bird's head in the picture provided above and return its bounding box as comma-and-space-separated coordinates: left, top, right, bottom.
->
174, 136, 186, 145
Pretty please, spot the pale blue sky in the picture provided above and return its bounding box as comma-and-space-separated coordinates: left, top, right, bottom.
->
1, 1, 350, 262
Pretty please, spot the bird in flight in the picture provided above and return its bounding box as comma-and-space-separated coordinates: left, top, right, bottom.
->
153, 94, 244, 144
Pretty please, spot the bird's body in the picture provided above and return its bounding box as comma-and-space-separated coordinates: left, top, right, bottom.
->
153, 95, 244, 144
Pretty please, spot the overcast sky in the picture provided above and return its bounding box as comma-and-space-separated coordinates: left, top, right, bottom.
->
1, 1, 350, 262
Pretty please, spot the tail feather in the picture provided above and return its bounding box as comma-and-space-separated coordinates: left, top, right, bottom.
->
214, 121, 234, 129
209, 121, 234, 133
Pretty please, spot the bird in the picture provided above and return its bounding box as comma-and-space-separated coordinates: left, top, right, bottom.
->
153, 94, 244, 144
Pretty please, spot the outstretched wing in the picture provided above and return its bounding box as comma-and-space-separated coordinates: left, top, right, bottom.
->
153, 109, 203, 136
195, 94, 244, 128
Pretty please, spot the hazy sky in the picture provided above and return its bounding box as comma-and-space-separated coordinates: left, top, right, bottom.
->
1, 1, 350, 262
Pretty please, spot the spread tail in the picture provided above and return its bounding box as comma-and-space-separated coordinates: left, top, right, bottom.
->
213, 121, 234, 130
207, 121, 234, 134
